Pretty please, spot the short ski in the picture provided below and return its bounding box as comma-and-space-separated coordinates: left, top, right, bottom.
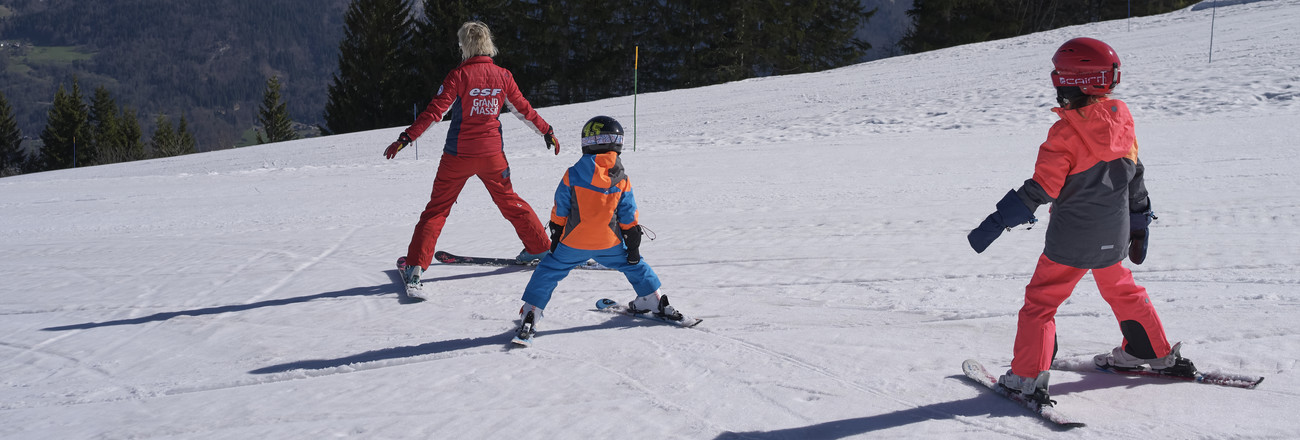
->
1052, 358, 1264, 389
594, 298, 703, 328
434, 250, 610, 270
395, 257, 426, 302
511, 311, 538, 347
961, 359, 1086, 429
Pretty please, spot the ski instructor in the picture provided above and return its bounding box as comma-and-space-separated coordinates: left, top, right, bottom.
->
386, 21, 561, 299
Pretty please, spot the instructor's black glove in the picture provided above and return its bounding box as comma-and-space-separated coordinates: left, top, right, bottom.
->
621, 225, 643, 264
1129, 210, 1156, 265
544, 128, 560, 155
548, 221, 563, 253
384, 132, 413, 159
968, 189, 1036, 253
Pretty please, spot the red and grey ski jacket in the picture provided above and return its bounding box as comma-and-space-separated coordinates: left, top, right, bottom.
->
402, 56, 551, 157
550, 152, 639, 251
1016, 98, 1151, 269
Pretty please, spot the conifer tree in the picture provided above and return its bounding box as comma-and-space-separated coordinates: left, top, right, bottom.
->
150, 115, 180, 158
118, 107, 147, 161
323, 0, 418, 135
901, 0, 1196, 54
755, 0, 874, 75
177, 115, 197, 154
413, 0, 514, 100
0, 90, 25, 176
39, 78, 93, 171
257, 76, 298, 144
89, 86, 125, 165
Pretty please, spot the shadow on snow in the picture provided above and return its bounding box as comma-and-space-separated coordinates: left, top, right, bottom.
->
248, 318, 659, 375
40, 268, 520, 331
713, 375, 1089, 438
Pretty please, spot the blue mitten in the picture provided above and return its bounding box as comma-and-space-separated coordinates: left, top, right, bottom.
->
1129, 210, 1156, 264
968, 190, 1036, 253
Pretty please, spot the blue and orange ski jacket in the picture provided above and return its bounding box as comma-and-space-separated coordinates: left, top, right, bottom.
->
550, 152, 638, 251
1017, 97, 1151, 269
402, 56, 552, 157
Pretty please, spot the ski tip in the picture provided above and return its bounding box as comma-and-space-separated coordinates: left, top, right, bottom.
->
595, 298, 618, 310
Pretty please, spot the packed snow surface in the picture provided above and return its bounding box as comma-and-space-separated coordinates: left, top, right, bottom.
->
2, 1, 1298, 438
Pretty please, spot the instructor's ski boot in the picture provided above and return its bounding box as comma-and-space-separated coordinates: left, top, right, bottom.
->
1094, 341, 1197, 377
398, 257, 425, 300
512, 304, 542, 346
515, 249, 548, 264
628, 291, 683, 321
998, 370, 1055, 407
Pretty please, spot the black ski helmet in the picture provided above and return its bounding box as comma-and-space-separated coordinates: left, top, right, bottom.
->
580, 116, 624, 155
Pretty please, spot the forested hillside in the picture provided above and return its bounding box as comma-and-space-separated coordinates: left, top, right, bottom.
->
901, 0, 1198, 53
0, 0, 350, 150
1, 0, 882, 154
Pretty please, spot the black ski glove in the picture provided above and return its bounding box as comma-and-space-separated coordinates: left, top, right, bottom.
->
548, 221, 563, 253
384, 132, 413, 159
544, 128, 560, 155
621, 225, 643, 264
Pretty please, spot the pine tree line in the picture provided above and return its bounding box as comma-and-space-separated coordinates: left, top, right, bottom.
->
5, 0, 876, 175
323, 0, 877, 135
0, 73, 296, 176
0, 77, 200, 175
900, 0, 1197, 54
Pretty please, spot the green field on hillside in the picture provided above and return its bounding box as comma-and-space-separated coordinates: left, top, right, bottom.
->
22, 46, 95, 64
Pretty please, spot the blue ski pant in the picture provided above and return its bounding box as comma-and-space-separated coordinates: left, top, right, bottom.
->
521, 244, 662, 310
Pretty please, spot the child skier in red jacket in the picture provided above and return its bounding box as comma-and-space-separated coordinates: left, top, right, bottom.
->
967, 37, 1196, 404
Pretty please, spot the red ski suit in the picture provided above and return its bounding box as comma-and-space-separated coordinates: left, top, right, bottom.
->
401, 56, 553, 269
1010, 98, 1172, 378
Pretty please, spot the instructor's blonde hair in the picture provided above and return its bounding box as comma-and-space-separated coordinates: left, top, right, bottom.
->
458, 21, 497, 60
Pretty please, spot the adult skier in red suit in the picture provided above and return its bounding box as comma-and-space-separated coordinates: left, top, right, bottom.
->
387, 21, 560, 299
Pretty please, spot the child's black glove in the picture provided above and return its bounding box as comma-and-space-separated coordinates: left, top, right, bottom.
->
548, 222, 563, 253
622, 225, 643, 264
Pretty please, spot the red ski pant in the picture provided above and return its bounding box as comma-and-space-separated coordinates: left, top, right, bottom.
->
1011, 254, 1172, 378
406, 153, 550, 269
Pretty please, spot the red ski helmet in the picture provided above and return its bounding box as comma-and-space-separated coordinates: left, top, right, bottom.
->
1051, 37, 1121, 95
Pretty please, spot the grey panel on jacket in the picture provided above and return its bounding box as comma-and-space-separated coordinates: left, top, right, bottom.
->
1017, 157, 1146, 269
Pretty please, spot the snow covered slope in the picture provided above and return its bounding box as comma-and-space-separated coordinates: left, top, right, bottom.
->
2, 1, 1298, 438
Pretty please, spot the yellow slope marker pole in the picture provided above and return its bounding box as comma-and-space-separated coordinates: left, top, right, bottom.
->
634, 46, 639, 152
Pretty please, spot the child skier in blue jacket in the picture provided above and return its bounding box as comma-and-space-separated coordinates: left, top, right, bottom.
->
512, 116, 691, 345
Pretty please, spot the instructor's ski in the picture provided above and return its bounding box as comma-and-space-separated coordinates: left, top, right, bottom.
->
434, 250, 610, 270
1052, 358, 1264, 389
961, 359, 1085, 429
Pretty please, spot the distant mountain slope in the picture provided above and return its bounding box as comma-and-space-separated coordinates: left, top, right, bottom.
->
0, 0, 350, 149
